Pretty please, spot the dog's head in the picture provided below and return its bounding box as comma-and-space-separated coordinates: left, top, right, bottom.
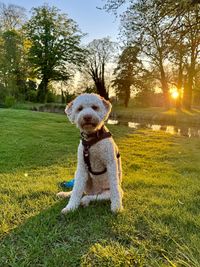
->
65, 93, 112, 133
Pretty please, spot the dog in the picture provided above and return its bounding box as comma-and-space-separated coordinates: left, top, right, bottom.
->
57, 93, 123, 214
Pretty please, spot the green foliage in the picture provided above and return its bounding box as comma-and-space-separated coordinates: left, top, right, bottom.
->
0, 29, 28, 99
105, 0, 200, 109
4, 95, 16, 107
0, 109, 200, 266
113, 45, 141, 107
46, 90, 56, 103
0, 83, 6, 103
25, 5, 85, 103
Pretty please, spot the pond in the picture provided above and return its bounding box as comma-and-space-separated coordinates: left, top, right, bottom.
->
107, 119, 200, 138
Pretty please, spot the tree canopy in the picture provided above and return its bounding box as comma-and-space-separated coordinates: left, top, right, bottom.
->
104, 0, 200, 109
25, 5, 85, 102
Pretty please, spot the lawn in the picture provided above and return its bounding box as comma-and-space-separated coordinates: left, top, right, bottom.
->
0, 108, 200, 266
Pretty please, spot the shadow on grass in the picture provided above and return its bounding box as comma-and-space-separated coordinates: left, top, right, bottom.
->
0, 199, 133, 267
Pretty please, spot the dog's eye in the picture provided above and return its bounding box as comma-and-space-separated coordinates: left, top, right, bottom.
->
91, 105, 98, 111
77, 106, 83, 112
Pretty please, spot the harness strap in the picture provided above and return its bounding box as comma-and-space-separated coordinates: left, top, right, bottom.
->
81, 126, 120, 176
83, 145, 107, 175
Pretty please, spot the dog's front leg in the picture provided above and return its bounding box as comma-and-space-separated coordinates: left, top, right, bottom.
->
61, 144, 88, 214
107, 160, 123, 213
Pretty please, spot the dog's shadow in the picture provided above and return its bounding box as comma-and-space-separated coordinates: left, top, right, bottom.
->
0, 198, 122, 266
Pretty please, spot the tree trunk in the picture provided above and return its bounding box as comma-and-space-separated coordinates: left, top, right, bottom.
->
61, 89, 65, 104
176, 54, 183, 109
124, 87, 130, 107
183, 54, 195, 110
159, 59, 170, 108
160, 68, 170, 108
37, 76, 49, 103
94, 79, 109, 100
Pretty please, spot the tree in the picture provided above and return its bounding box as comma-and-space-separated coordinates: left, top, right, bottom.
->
0, 29, 27, 99
182, 7, 200, 109
25, 5, 85, 103
0, 3, 27, 102
0, 3, 26, 31
120, 1, 177, 107
112, 45, 141, 107
85, 37, 116, 99
104, 0, 200, 109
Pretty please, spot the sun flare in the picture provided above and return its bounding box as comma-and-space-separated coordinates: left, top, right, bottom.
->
169, 86, 179, 100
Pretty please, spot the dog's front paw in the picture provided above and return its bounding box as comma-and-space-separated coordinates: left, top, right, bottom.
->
61, 204, 77, 214
80, 196, 91, 207
111, 202, 123, 213
57, 191, 71, 198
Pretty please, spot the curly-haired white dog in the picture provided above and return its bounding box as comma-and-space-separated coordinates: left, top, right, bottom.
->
57, 93, 123, 214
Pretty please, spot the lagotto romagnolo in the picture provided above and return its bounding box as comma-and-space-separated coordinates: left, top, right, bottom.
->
57, 93, 123, 214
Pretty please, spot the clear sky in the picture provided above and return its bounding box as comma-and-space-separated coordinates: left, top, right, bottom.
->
2, 0, 121, 44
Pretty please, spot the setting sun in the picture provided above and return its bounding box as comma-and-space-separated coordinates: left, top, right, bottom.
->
171, 90, 179, 99
170, 87, 179, 100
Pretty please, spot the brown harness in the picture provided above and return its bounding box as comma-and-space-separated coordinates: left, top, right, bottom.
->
81, 126, 120, 175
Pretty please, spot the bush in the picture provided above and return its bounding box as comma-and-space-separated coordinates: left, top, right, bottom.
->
5, 96, 16, 108
28, 90, 37, 102
46, 90, 56, 103
0, 84, 6, 103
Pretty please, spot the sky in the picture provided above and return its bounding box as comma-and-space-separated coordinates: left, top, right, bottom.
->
2, 0, 121, 44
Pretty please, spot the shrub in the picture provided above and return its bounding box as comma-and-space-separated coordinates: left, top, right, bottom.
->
28, 90, 37, 102
5, 96, 16, 108
46, 90, 56, 103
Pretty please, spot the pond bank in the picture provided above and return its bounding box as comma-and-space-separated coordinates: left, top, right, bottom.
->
2, 103, 200, 126
107, 119, 200, 138
111, 106, 200, 126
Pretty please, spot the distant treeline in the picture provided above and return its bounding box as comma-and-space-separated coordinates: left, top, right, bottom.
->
0, 1, 199, 109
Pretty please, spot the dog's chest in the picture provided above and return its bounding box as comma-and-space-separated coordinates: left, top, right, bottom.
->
88, 143, 105, 169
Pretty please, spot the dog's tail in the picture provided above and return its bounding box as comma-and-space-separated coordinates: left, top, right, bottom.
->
57, 191, 72, 198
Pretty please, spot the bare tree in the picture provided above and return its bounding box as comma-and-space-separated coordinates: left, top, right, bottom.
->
85, 37, 116, 99
0, 3, 27, 30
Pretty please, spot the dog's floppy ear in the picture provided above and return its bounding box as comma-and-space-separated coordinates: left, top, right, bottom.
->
101, 97, 112, 120
65, 101, 74, 123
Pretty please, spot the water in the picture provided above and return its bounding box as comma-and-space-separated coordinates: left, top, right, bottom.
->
107, 119, 200, 138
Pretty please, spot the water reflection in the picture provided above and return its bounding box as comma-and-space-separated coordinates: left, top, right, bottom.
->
107, 119, 200, 138
151, 124, 162, 131
107, 119, 118, 125
128, 122, 140, 128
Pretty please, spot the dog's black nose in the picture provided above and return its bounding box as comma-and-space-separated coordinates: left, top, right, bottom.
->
84, 115, 92, 122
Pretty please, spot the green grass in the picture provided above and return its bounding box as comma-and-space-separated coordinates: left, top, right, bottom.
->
112, 105, 200, 125
0, 108, 200, 266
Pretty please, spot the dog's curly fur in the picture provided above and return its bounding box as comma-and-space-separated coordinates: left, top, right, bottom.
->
57, 93, 123, 213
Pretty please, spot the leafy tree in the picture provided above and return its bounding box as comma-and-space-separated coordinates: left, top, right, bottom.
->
0, 29, 27, 99
0, 3, 27, 101
104, 0, 200, 109
181, 7, 200, 109
25, 5, 85, 103
85, 37, 116, 99
112, 45, 141, 107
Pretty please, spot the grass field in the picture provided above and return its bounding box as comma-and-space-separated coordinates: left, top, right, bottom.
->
0, 108, 200, 266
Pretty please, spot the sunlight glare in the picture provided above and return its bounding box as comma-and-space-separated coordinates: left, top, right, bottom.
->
169, 86, 179, 100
